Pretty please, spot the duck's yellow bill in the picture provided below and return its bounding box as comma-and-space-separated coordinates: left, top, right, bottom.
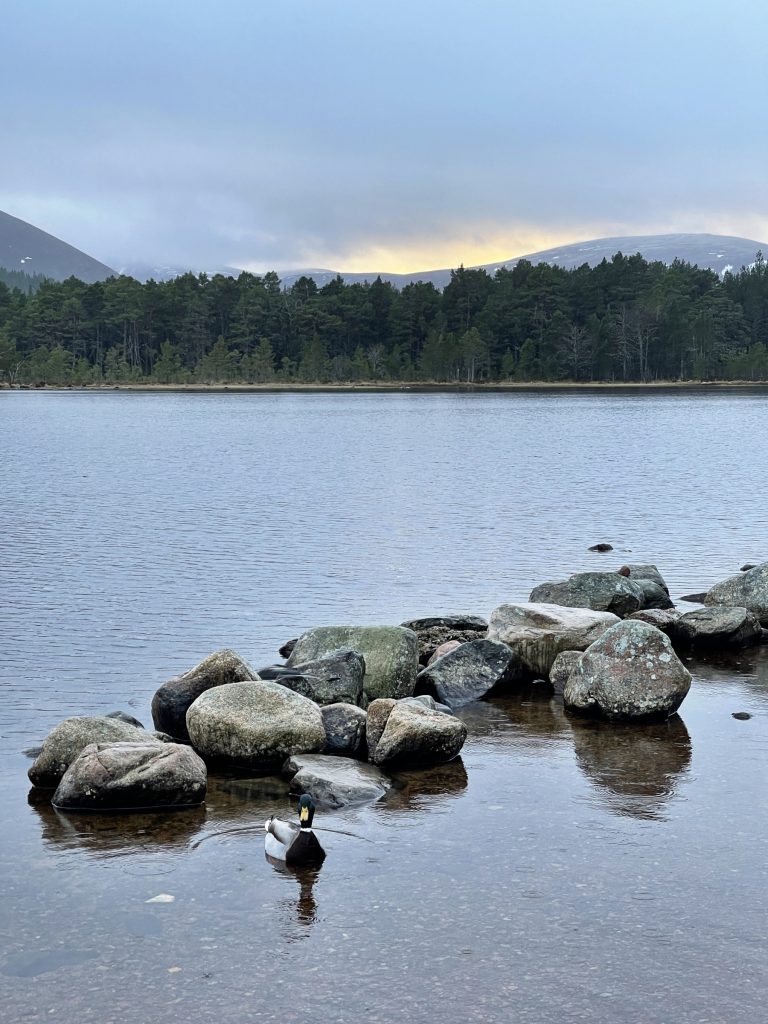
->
300, 806, 309, 824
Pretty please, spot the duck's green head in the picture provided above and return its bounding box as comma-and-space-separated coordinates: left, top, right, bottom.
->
298, 794, 316, 829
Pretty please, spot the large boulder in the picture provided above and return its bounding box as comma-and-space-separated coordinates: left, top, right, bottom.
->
287, 626, 418, 704
632, 579, 675, 610
28, 716, 159, 788
530, 572, 644, 617
321, 703, 367, 757
705, 563, 768, 625
366, 698, 467, 766
673, 605, 762, 647
487, 602, 619, 677
415, 638, 522, 709
52, 741, 207, 811
276, 650, 365, 706
549, 650, 583, 696
400, 615, 488, 665
627, 608, 681, 636
186, 681, 326, 768
151, 649, 258, 742
283, 754, 391, 808
564, 620, 691, 721
621, 564, 670, 594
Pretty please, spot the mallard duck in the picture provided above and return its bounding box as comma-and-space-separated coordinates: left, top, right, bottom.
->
264, 794, 326, 865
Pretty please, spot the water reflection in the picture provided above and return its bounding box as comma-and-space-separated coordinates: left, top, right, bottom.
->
568, 714, 692, 820
458, 689, 571, 747
384, 757, 468, 812
265, 856, 322, 938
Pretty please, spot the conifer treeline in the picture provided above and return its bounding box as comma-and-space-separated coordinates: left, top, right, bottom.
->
1, 252, 768, 385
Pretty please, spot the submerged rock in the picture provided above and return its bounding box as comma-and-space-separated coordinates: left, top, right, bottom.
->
673, 605, 762, 647
151, 649, 258, 742
283, 753, 391, 808
321, 702, 367, 757
705, 562, 768, 625
53, 741, 206, 811
415, 638, 521, 709
400, 615, 488, 664
564, 620, 691, 721
588, 543, 613, 552
288, 626, 418, 703
487, 602, 619, 677
186, 681, 326, 768
29, 716, 159, 788
530, 572, 644, 617
366, 698, 466, 766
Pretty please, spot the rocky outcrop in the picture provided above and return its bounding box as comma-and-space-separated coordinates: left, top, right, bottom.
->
321, 703, 367, 757
487, 602, 619, 677
366, 698, 466, 766
186, 681, 326, 768
673, 605, 762, 646
705, 562, 768, 625
564, 620, 691, 721
400, 615, 488, 664
549, 650, 583, 696
283, 753, 391, 808
151, 649, 258, 742
530, 572, 644, 617
52, 741, 207, 811
28, 716, 159, 788
287, 626, 418, 703
275, 650, 365, 706
415, 638, 521, 709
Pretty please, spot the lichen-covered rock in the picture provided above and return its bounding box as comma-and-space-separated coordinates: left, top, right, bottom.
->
549, 650, 583, 696
278, 650, 365, 706
705, 562, 768, 625
283, 753, 390, 808
673, 605, 762, 646
400, 615, 488, 664
186, 681, 325, 768
627, 608, 681, 636
151, 649, 258, 742
366, 698, 466, 766
52, 741, 207, 811
415, 638, 522, 709
487, 602, 619, 677
288, 626, 418, 703
321, 702, 367, 757
28, 716, 159, 788
564, 620, 691, 721
530, 572, 644, 617
427, 640, 464, 665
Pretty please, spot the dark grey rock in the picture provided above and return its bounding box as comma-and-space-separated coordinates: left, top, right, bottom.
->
732, 711, 752, 720
487, 602, 619, 677
530, 572, 644, 617
633, 579, 675, 610
627, 608, 681, 636
588, 543, 613, 552
106, 711, 145, 728
288, 626, 418, 703
186, 681, 326, 768
366, 698, 467, 766
673, 605, 762, 647
400, 615, 488, 664
283, 753, 390, 808
401, 695, 453, 715
29, 716, 160, 788
280, 650, 365, 706
52, 741, 207, 811
740, 564, 757, 572
278, 638, 298, 659
549, 650, 583, 696
415, 638, 522, 709
321, 703, 367, 757
680, 593, 708, 604
621, 564, 670, 594
705, 562, 768, 625
564, 620, 691, 721
151, 649, 258, 742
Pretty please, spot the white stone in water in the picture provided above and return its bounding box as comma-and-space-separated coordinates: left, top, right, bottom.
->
145, 893, 175, 903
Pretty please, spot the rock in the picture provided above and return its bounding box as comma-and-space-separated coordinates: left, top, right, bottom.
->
321, 703, 367, 757
549, 650, 583, 696
28, 716, 159, 788
283, 754, 391, 808
401, 695, 453, 715
186, 681, 326, 768
588, 543, 613, 552
633, 578, 675, 610
627, 608, 681, 636
487, 602, 619, 677
278, 650, 365, 706
366, 698, 467, 766
106, 711, 145, 728
621, 564, 670, 594
365, 698, 397, 757
563, 620, 691, 721
530, 572, 644, 617
415, 638, 522, 709
278, 638, 298, 659
151, 649, 258, 742
617, 566, 630, 577
52, 741, 207, 811
679, 592, 708, 604
427, 640, 464, 665
673, 605, 762, 647
288, 626, 418, 703
740, 564, 756, 572
705, 562, 768, 625
732, 711, 752, 720
400, 615, 488, 665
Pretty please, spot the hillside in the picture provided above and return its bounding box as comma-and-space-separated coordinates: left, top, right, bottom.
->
0, 210, 115, 283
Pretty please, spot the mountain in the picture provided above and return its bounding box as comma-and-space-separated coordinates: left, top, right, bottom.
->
277, 233, 768, 290
0, 210, 116, 283
117, 260, 244, 282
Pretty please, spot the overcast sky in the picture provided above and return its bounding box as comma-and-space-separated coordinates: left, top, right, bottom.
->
2, 0, 767, 272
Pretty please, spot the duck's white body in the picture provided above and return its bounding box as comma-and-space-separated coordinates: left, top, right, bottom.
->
264, 817, 302, 861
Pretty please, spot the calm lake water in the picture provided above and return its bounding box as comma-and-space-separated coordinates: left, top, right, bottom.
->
1, 389, 767, 1023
